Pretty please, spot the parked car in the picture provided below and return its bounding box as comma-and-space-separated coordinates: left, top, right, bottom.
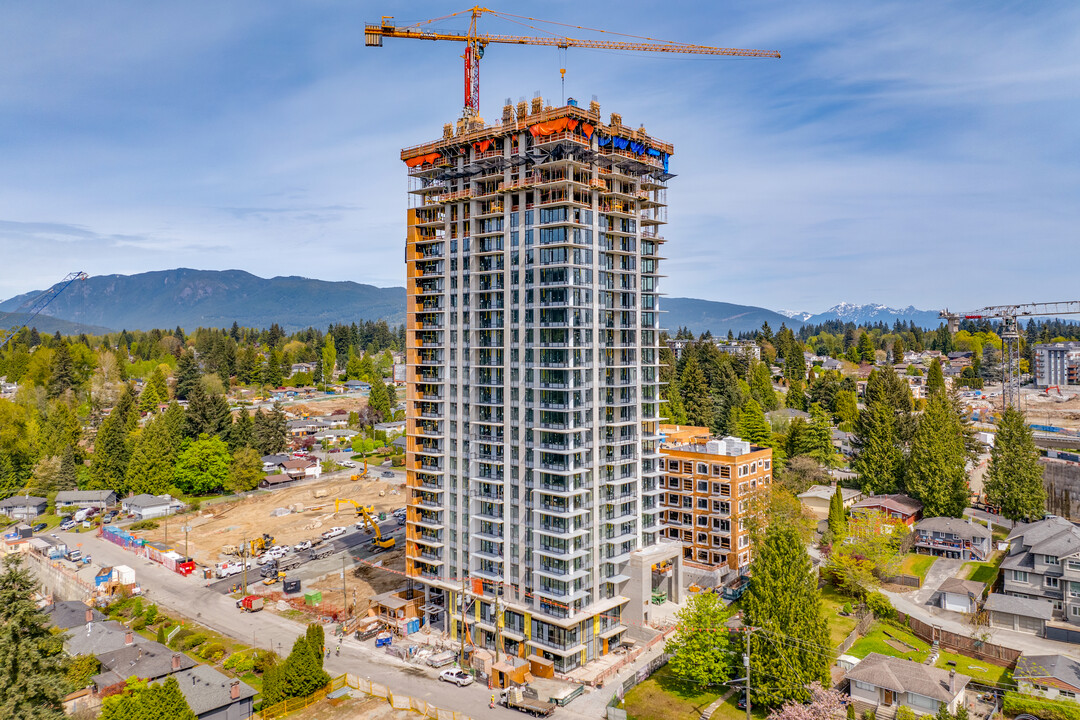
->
32, 523, 47, 533
439, 669, 474, 687
382, 470, 394, 478
341, 460, 355, 468
59, 520, 75, 531
322, 527, 346, 540
294, 540, 312, 552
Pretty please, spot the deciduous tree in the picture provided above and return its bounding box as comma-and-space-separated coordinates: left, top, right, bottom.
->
665, 592, 732, 687
227, 447, 262, 494
174, 434, 231, 495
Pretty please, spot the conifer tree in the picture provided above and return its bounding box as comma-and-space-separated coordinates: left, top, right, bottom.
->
306, 623, 325, 668
89, 387, 136, 490
147, 365, 170, 403
321, 336, 337, 391
806, 403, 837, 467
749, 360, 779, 411
833, 390, 858, 426
281, 635, 329, 699
785, 379, 807, 412
228, 407, 255, 451
125, 416, 177, 496
852, 402, 903, 495
827, 484, 847, 538
856, 332, 875, 363
744, 523, 831, 707
57, 444, 79, 491
185, 384, 230, 438
679, 355, 713, 428
660, 375, 689, 425
737, 398, 771, 446
174, 350, 201, 400
984, 407, 1046, 521
927, 358, 947, 397
907, 393, 970, 517
0, 556, 67, 719
47, 342, 75, 398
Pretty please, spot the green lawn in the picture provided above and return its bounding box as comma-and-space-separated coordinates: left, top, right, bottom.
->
709, 694, 768, 720
935, 652, 1012, 687
847, 622, 929, 662
898, 553, 937, 580
623, 666, 724, 720
819, 584, 860, 648
962, 561, 1000, 585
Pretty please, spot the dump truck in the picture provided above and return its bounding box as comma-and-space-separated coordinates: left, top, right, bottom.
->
277, 554, 304, 572
308, 545, 334, 561
236, 595, 264, 612
501, 687, 556, 717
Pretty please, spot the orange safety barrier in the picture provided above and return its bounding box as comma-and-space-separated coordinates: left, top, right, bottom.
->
527, 117, 579, 137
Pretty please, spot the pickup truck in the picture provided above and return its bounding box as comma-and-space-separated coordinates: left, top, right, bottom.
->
501, 688, 556, 717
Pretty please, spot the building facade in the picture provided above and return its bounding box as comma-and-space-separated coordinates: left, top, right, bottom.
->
1001, 516, 1080, 624
659, 436, 772, 574
402, 98, 673, 671
1033, 342, 1080, 388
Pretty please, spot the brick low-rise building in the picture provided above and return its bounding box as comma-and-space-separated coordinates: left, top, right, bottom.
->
659, 435, 772, 576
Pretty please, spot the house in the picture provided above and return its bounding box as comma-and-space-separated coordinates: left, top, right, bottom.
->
937, 577, 985, 614
851, 494, 923, 527
259, 474, 301, 490
798, 484, 864, 520
914, 517, 993, 561
164, 665, 257, 720
122, 494, 183, 520
846, 652, 970, 715
0, 495, 48, 520
831, 429, 855, 456
313, 428, 359, 443
65, 621, 148, 657
45, 601, 105, 630
821, 358, 843, 371
280, 458, 321, 480
54, 490, 118, 509
1001, 516, 1080, 624
392, 436, 406, 451
343, 380, 370, 392
984, 593, 1055, 635
96, 642, 197, 683
374, 420, 407, 437
1014, 654, 1080, 704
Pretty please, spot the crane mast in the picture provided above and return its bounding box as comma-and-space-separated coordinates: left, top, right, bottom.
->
365, 6, 780, 118
940, 301, 1080, 410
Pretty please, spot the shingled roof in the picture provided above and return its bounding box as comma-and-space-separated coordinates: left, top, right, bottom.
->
846, 653, 970, 703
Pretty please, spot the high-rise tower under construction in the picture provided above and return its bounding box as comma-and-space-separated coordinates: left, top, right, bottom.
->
402, 97, 681, 672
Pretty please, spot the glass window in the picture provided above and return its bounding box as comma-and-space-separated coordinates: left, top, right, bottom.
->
853, 681, 875, 692
1013, 571, 1028, 584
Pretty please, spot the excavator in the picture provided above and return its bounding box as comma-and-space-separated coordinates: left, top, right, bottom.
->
349, 459, 369, 481
357, 506, 396, 551
334, 498, 375, 515
248, 534, 275, 556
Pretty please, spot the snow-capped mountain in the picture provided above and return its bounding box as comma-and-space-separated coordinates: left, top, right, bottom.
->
803, 303, 942, 328
777, 309, 813, 322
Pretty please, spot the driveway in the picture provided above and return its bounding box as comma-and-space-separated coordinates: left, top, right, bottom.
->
912, 557, 964, 606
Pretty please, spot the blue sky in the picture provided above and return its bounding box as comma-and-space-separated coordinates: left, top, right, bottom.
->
1, 1, 1078, 314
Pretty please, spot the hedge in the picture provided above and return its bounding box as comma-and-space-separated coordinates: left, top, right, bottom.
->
1004, 692, 1080, 720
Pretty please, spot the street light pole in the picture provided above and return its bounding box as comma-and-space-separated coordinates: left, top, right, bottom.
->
744, 630, 752, 720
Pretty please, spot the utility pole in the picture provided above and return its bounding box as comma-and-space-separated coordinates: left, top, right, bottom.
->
240, 537, 247, 594
744, 629, 751, 720
183, 525, 190, 562
494, 588, 501, 664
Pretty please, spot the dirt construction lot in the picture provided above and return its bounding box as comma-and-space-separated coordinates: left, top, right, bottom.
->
137, 476, 405, 566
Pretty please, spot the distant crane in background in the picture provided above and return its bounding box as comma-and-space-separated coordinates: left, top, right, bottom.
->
939, 301, 1080, 410
0, 271, 88, 350
365, 6, 780, 118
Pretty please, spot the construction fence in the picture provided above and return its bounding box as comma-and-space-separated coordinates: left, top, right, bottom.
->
257, 673, 479, 720
896, 612, 1021, 667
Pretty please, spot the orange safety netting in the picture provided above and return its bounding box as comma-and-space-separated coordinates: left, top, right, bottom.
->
404, 152, 441, 168
528, 117, 580, 137
473, 139, 492, 152
581, 123, 593, 138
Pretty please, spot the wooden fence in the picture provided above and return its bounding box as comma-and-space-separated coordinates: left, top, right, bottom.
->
835, 611, 875, 655
897, 612, 1020, 667
881, 573, 922, 588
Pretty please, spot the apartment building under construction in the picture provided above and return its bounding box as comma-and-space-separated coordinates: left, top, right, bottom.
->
401, 97, 683, 672
659, 433, 773, 577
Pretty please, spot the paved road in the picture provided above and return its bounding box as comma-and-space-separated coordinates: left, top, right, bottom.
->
46, 527, 601, 719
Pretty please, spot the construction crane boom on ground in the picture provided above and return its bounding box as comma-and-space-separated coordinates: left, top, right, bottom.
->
0, 271, 88, 350
940, 301, 1080, 410
366, 6, 780, 117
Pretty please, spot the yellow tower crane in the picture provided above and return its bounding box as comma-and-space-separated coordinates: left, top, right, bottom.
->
366, 6, 780, 117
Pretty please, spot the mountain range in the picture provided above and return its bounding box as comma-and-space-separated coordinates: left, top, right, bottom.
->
0, 269, 945, 336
